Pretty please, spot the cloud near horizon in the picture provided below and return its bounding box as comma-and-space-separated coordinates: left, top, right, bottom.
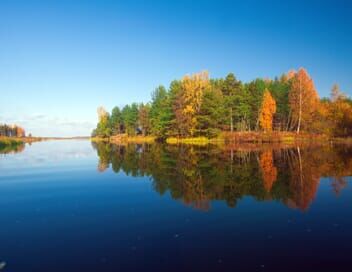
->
0, 114, 95, 137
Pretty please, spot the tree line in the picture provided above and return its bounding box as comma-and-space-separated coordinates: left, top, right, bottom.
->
0, 124, 26, 137
92, 69, 352, 139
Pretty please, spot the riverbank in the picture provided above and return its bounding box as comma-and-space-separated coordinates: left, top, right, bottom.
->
92, 135, 223, 145
91, 131, 339, 145
221, 132, 330, 144
0, 136, 44, 147
91, 134, 155, 144
165, 132, 334, 146
165, 137, 223, 145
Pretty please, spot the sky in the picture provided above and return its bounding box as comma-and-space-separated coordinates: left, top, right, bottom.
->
0, 0, 351, 137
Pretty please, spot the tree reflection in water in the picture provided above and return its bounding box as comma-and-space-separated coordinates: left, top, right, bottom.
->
0, 142, 25, 155
92, 142, 352, 211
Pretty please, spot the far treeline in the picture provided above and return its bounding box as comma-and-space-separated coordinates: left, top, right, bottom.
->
0, 124, 26, 137
92, 68, 352, 139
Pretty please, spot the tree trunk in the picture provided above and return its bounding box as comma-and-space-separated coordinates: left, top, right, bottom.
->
286, 109, 292, 131
297, 78, 302, 134
255, 112, 260, 131
230, 108, 233, 132
230, 148, 233, 174
297, 147, 303, 187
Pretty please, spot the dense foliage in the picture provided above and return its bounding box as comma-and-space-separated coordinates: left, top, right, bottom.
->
92, 68, 352, 139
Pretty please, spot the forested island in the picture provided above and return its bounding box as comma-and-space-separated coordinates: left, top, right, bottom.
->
92, 68, 352, 144
0, 124, 43, 152
0, 124, 27, 151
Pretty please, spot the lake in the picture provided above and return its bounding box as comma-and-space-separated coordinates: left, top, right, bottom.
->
0, 140, 352, 271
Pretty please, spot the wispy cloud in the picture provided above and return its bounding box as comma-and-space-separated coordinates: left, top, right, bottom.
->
27, 114, 47, 121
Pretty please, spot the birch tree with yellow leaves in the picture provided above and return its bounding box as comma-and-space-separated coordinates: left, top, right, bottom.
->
288, 68, 320, 133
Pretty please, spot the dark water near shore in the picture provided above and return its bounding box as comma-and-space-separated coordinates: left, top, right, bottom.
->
1, 140, 352, 271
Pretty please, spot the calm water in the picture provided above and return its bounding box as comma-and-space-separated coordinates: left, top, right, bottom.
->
0, 140, 352, 271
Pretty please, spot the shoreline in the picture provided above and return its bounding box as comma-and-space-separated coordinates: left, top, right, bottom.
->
0, 136, 90, 148
4, 133, 350, 147
0, 136, 44, 145
90, 132, 352, 145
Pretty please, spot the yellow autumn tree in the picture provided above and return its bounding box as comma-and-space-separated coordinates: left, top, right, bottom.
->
97, 106, 109, 122
329, 99, 352, 137
96, 106, 111, 137
288, 68, 320, 133
177, 71, 210, 137
259, 89, 276, 131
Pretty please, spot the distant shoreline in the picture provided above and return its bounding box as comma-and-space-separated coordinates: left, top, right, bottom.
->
3, 133, 351, 148
0, 136, 90, 146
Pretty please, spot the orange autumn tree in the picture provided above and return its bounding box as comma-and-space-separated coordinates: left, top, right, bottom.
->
288, 68, 320, 133
259, 89, 276, 131
320, 84, 352, 137
16, 126, 25, 137
329, 98, 352, 137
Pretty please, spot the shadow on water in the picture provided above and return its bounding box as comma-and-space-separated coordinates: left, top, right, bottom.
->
92, 142, 352, 211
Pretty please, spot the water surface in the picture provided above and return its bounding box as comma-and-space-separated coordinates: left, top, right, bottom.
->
0, 140, 352, 271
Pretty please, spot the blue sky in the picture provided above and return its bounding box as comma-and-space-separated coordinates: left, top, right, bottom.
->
0, 0, 351, 137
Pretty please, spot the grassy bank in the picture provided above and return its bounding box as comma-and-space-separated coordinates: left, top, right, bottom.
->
90, 131, 344, 146
0, 137, 24, 148
90, 137, 110, 142
165, 132, 330, 145
91, 135, 156, 144
222, 131, 330, 144
0, 136, 43, 149
22, 137, 44, 143
113, 135, 155, 143
92, 135, 220, 145
166, 136, 224, 145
